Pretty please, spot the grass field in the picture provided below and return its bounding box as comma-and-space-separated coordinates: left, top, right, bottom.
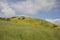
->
0, 20, 60, 40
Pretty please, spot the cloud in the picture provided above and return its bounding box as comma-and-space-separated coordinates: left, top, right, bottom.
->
46, 19, 60, 25
11, 0, 56, 14
0, 2, 15, 18
0, 0, 57, 17
11, 1, 37, 14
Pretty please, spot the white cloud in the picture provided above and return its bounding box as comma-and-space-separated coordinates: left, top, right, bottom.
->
11, 1, 37, 14
46, 19, 60, 25
0, 2, 15, 18
0, 0, 57, 17
11, 0, 56, 14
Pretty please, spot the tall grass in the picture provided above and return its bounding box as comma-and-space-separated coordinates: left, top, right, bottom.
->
0, 21, 60, 40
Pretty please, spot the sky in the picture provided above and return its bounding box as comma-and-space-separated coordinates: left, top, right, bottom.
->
0, 0, 60, 25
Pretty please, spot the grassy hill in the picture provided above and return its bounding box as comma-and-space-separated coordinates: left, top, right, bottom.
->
0, 20, 60, 40
0, 16, 58, 28
0, 16, 60, 40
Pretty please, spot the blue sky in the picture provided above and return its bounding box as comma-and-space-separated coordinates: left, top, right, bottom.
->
15, 0, 60, 19
34, 8, 60, 19
0, 0, 60, 19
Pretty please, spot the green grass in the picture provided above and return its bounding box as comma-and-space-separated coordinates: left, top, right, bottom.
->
0, 20, 60, 40
0, 16, 58, 28
0, 16, 60, 40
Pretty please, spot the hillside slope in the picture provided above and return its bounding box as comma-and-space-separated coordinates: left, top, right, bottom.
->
0, 20, 60, 40
0, 16, 58, 28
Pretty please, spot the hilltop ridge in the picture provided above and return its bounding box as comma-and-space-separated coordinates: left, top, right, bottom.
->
0, 16, 58, 28
0, 16, 60, 40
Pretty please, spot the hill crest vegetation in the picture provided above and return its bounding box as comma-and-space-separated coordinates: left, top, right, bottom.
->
0, 16, 59, 28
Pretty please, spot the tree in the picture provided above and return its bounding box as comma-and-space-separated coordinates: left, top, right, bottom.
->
53, 25, 57, 27
1, 18, 5, 20
11, 17, 16, 19
0, 17, 2, 19
6, 18, 10, 21
21, 16, 25, 20
18, 18, 20, 20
